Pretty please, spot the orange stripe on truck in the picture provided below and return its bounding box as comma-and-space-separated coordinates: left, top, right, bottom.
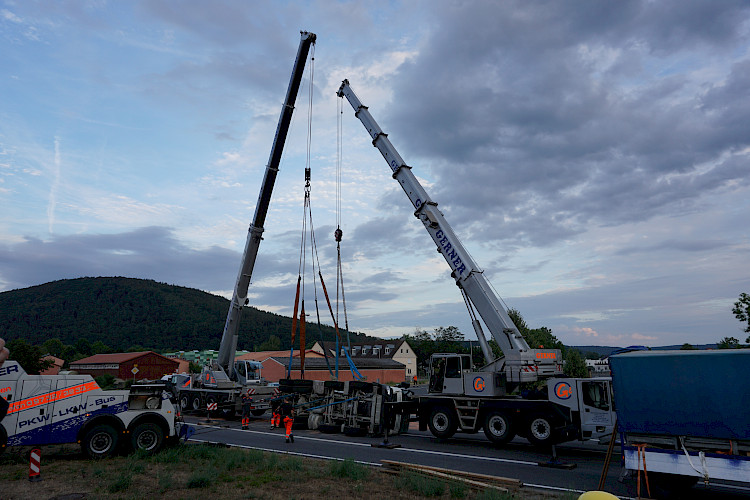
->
7, 381, 100, 414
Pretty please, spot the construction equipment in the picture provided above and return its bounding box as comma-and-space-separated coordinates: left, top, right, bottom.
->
174, 31, 316, 418
336, 79, 615, 446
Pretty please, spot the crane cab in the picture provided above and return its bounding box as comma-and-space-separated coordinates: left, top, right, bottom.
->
428, 353, 506, 397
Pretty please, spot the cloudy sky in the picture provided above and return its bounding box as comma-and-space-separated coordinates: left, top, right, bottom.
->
2, 1, 749, 348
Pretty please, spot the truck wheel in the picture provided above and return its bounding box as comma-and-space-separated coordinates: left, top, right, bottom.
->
83, 424, 119, 459
526, 414, 554, 447
250, 409, 266, 417
428, 406, 457, 439
179, 394, 190, 412
130, 422, 164, 454
189, 394, 202, 412
483, 410, 515, 445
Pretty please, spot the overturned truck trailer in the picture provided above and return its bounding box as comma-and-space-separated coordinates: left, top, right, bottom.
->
278, 379, 412, 436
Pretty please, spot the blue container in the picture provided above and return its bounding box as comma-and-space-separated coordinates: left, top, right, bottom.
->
609, 349, 750, 440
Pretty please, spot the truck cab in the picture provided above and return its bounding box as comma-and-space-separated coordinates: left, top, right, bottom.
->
547, 377, 615, 441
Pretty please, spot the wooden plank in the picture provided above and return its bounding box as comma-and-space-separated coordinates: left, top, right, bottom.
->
416, 468, 509, 493
380, 460, 522, 487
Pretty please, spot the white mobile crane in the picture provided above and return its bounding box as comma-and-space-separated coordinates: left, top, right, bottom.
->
337, 80, 615, 446
171, 31, 317, 417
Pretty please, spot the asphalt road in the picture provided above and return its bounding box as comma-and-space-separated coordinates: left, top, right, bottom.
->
182, 413, 749, 500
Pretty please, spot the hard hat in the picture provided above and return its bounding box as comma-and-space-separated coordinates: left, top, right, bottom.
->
577, 492, 619, 500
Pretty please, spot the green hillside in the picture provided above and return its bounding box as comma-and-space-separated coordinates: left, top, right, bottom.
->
0, 277, 367, 352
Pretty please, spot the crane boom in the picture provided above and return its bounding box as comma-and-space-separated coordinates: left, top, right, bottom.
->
217, 31, 317, 378
336, 79, 561, 384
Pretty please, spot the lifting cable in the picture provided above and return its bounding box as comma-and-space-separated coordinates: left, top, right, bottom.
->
334, 94, 363, 381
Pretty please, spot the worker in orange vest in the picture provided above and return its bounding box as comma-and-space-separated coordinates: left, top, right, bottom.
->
241, 390, 253, 430
270, 400, 281, 429
280, 399, 295, 443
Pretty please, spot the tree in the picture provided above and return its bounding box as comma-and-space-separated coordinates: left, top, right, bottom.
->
434, 326, 464, 342
732, 292, 750, 342
562, 347, 588, 378
680, 343, 696, 350
91, 340, 113, 354
41, 337, 66, 357
717, 336, 740, 349
6, 339, 53, 375
257, 335, 282, 352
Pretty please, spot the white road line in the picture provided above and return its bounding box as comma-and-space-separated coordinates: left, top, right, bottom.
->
189, 438, 381, 466
194, 424, 539, 466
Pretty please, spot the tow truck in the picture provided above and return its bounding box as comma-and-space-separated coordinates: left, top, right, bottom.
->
337, 79, 615, 447
0, 360, 184, 457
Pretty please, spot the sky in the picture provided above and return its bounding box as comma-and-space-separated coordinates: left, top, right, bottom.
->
1, 1, 749, 349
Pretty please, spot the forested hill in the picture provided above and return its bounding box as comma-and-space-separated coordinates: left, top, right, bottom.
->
0, 277, 368, 352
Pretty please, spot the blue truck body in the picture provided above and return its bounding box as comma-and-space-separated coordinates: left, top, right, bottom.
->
609, 349, 750, 488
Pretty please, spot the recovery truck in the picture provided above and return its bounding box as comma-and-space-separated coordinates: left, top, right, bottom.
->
609, 349, 750, 496
0, 360, 184, 458
174, 31, 316, 418
336, 79, 616, 447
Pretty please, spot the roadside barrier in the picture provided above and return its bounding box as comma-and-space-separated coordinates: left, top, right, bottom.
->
28, 448, 41, 482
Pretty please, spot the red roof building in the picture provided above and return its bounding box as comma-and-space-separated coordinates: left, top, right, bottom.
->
70, 351, 179, 380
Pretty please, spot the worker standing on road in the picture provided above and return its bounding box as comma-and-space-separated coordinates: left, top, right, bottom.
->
270, 400, 281, 429
280, 399, 295, 443
241, 390, 253, 430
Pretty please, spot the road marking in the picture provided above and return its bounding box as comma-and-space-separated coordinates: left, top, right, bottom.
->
189, 438, 381, 466
195, 424, 538, 466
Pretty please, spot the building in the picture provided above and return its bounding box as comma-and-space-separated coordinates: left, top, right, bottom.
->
311, 339, 417, 381
585, 359, 611, 377
40, 355, 64, 376
70, 352, 179, 380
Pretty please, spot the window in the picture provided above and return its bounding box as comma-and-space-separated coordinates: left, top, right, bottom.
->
445, 356, 461, 379
582, 381, 610, 411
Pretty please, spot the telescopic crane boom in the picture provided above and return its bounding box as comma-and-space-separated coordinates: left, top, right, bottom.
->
215, 31, 316, 379
336, 79, 561, 385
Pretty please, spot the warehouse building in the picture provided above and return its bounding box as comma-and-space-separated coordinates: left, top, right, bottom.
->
70, 351, 179, 380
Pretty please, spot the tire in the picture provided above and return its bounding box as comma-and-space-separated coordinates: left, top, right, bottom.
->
251, 409, 266, 416
189, 393, 202, 412
82, 424, 119, 459
427, 406, 457, 439
179, 394, 190, 412
483, 410, 515, 445
526, 414, 555, 447
206, 394, 218, 407
307, 413, 322, 430
130, 422, 164, 454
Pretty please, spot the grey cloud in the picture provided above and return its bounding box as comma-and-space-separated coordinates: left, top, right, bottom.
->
380, 1, 750, 249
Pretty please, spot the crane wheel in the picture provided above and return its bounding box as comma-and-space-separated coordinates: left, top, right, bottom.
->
428, 406, 457, 439
483, 410, 515, 445
526, 414, 555, 447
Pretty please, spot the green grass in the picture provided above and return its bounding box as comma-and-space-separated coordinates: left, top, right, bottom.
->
327, 458, 370, 480
400, 471, 446, 497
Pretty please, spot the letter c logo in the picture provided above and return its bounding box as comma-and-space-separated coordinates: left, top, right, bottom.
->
554, 382, 572, 399
473, 377, 485, 392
